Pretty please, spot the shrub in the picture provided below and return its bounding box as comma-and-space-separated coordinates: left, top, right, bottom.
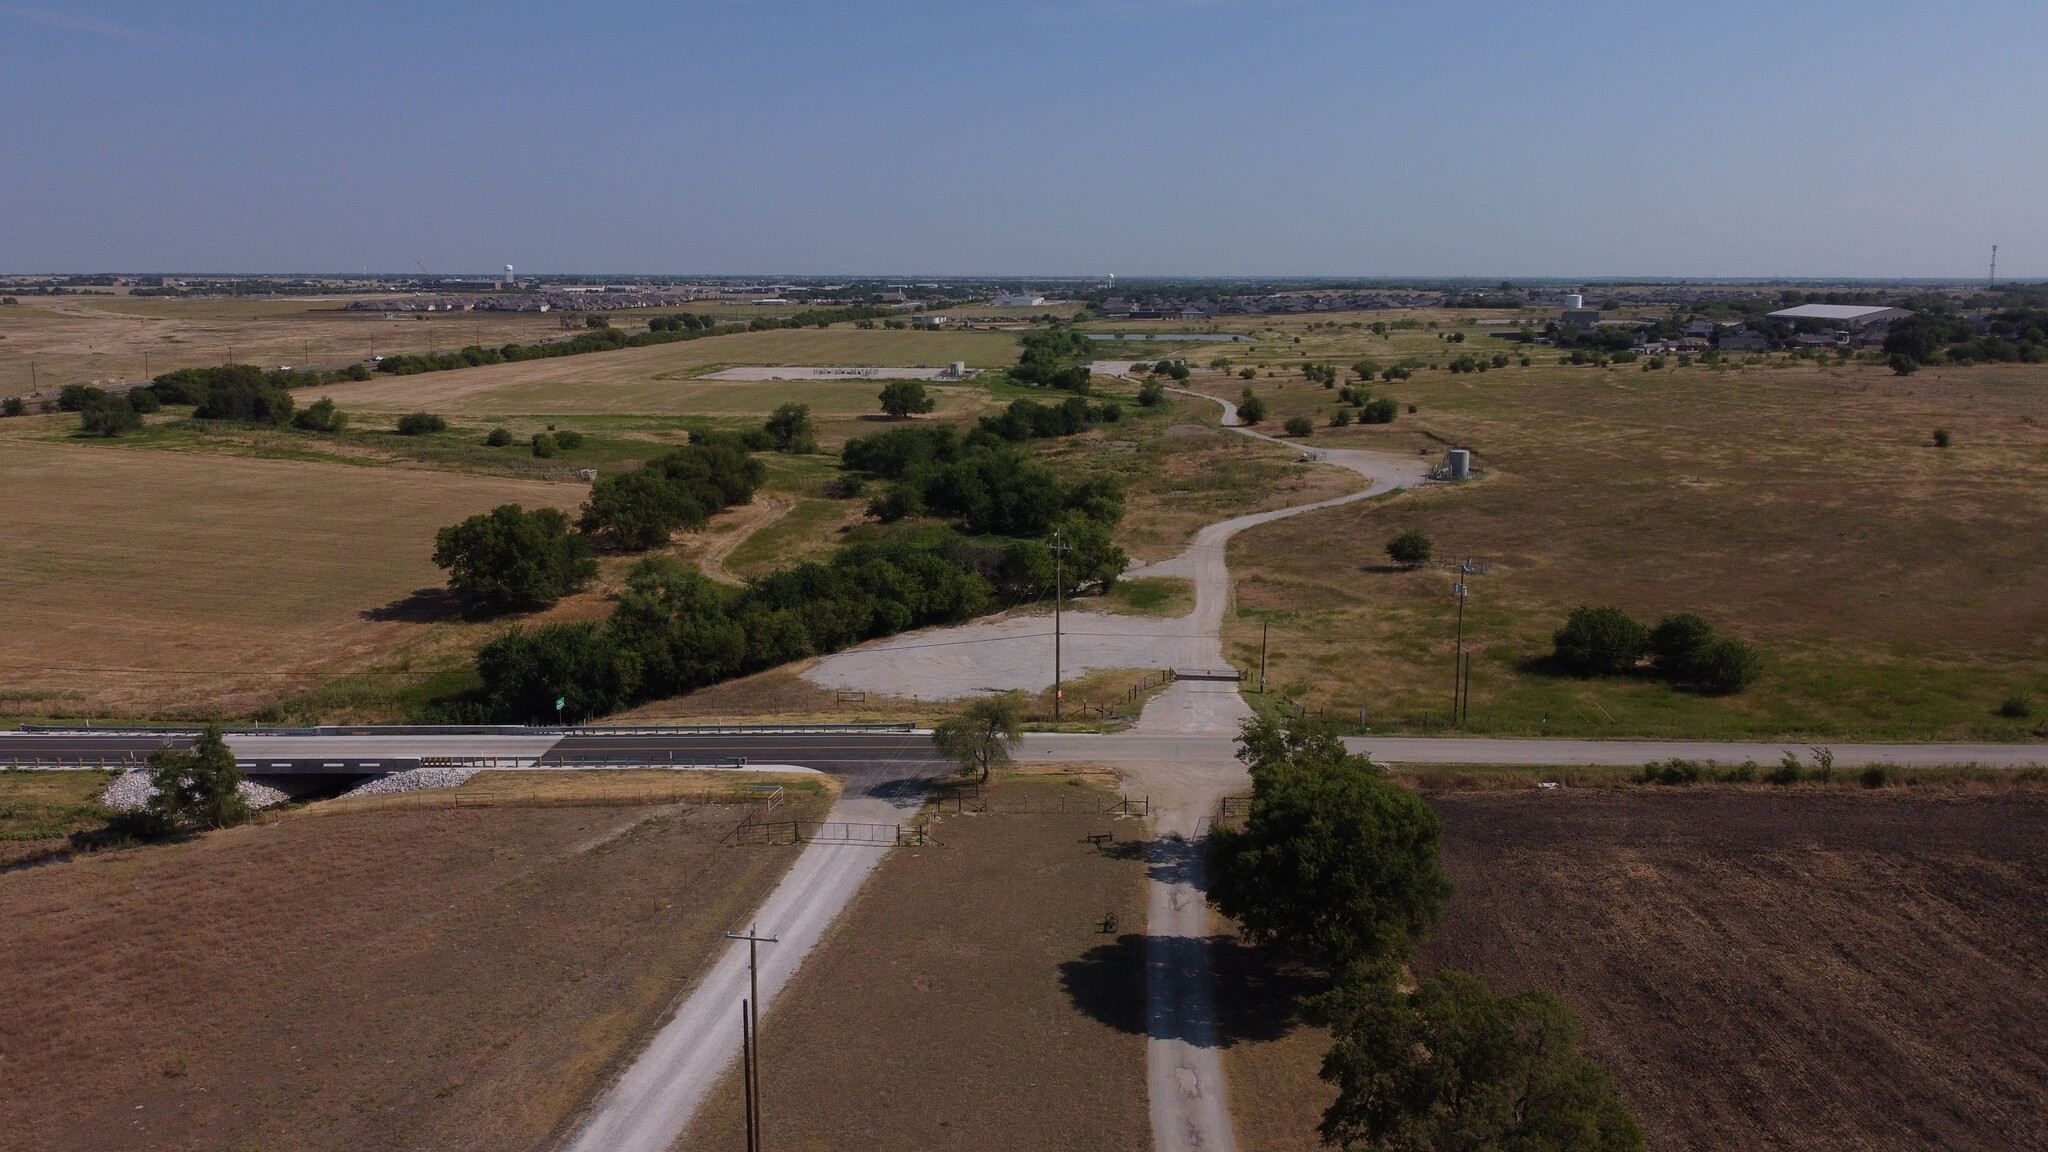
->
76, 392, 142, 437
1552, 605, 1648, 676
1694, 636, 1762, 694
1767, 752, 1803, 785
1360, 397, 1398, 424
396, 412, 447, 435
343, 363, 373, 381
1890, 353, 1919, 376
1385, 529, 1432, 566
127, 388, 161, 414
552, 429, 584, 450
484, 426, 512, 447
432, 504, 597, 610
1859, 765, 1890, 788
1, 396, 23, 417
1330, 408, 1352, 427
1932, 428, 1951, 448
1351, 358, 1380, 380
1636, 758, 1703, 785
1238, 366, 1256, 380
878, 379, 935, 418
530, 432, 556, 458
1284, 415, 1314, 437
1647, 613, 1714, 679
763, 402, 817, 453
292, 396, 347, 433
2000, 695, 2035, 719
57, 383, 101, 412
1137, 379, 1166, 407
191, 369, 293, 424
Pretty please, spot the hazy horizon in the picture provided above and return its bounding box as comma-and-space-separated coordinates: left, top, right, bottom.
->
4, 1, 2043, 279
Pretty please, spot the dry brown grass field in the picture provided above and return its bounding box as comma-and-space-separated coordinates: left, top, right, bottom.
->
1221, 784, 2048, 1152
0, 440, 582, 717
0, 779, 830, 1152
681, 772, 1151, 1152
1185, 352, 2048, 739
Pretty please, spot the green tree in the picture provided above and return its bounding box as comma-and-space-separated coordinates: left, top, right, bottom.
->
552, 429, 584, 450
1208, 716, 1453, 971
1138, 379, 1167, 407
1552, 606, 1648, 676
432, 504, 598, 611
764, 402, 819, 453
1284, 415, 1315, 437
135, 725, 251, 834
485, 426, 513, 446
1932, 428, 1951, 447
1360, 397, 1399, 424
531, 431, 556, 458
1238, 388, 1267, 425
1889, 353, 1919, 376
878, 379, 936, 418
292, 396, 347, 433
1312, 968, 1644, 1152
932, 693, 1024, 783
2, 396, 24, 417
1385, 529, 1432, 566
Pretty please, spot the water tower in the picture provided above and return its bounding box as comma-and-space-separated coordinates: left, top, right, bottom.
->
1564, 293, 1584, 310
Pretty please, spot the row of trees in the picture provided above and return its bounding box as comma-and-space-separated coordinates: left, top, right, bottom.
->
1553, 606, 1762, 694
1884, 308, 2048, 369
462, 533, 1018, 722
1208, 717, 1643, 1151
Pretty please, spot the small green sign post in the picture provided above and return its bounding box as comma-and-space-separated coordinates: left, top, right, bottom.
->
556, 697, 566, 724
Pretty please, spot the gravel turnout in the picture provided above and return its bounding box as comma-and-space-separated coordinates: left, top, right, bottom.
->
339, 767, 482, 797
100, 770, 290, 811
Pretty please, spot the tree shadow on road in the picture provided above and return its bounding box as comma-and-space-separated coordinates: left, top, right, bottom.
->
1057, 932, 1324, 1046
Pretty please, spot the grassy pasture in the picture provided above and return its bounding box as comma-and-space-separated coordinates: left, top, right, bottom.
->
0, 787, 826, 1152
681, 773, 1149, 1152
1183, 354, 2048, 740
0, 440, 583, 719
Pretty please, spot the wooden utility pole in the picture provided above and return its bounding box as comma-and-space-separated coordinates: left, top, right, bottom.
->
1053, 525, 1064, 721
1259, 620, 1269, 693
1452, 559, 1471, 726
727, 924, 778, 1150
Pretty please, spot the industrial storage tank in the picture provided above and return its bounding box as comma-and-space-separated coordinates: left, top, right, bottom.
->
1447, 449, 1471, 479
1564, 293, 1584, 310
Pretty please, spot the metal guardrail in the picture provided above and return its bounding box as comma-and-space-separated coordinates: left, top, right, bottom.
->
14, 722, 921, 738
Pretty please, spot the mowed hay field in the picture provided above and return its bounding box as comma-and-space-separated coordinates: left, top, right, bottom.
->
1223, 786, 2048, 1152
302, 328, 1026, 439
0, 441, 582, 716
0, 296, 577, 397
1198, 358, 2048, 739
0, 782, 828, 1152
683, 773, 1151, 1152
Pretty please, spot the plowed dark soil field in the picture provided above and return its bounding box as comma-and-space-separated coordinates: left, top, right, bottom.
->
1420, 789, 2048, 1152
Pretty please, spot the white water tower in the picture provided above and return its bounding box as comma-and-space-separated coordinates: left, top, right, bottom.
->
1564, 293, 1584, 310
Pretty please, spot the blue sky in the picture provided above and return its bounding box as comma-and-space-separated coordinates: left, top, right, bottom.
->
2, 1, 2042, 277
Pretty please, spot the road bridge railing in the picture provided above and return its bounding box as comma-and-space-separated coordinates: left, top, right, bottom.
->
15, 721, 922, 738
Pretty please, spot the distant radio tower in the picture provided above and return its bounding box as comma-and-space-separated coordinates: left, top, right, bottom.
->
1988, 246, 1997, 288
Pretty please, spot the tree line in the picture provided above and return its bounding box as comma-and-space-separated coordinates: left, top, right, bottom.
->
1208, 716, 1644, 1151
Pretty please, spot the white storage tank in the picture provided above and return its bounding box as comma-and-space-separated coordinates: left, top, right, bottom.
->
1564, 293, 1584, 310
1447, 449, 1471, 479
950, 360, 967, 377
